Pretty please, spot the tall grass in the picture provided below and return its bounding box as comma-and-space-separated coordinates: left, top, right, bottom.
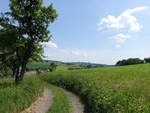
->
40, 64, 150, 113
0, 76, 43, 113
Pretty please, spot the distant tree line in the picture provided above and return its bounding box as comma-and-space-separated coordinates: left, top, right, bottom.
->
116, 58, 150, 66
144, 58, 150, 63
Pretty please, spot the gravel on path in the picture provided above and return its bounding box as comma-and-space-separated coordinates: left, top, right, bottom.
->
63, 89, 85, 113
21, 88, 53, 113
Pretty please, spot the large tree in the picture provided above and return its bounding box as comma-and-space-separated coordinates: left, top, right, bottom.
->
0, 0, 57, 84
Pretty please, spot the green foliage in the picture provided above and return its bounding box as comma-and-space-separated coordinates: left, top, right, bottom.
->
40, 64, 150, 113
0, 29, 18, 77
0, 29, 18, 52
0, 0, 58, 83
0, 64, 12, 77
9, 0, 58, 41
0, 76, 43, 113
144, 57, 150, 63
116, 58, 144, 66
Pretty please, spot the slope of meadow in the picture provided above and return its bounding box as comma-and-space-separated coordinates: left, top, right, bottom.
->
40, 64, 150, 113
0, 76, 43, 113
0, 76, 71, 113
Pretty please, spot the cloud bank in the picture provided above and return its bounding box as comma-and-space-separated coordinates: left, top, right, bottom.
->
99, 6, 148, 32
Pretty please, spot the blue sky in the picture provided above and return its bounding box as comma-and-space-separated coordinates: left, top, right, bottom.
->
1, 0, 150, 64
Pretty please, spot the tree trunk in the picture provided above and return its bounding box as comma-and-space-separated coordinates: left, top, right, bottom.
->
15, 64, 26, 84
12, 67, 16, 77
15, 41, 34, 84
20, 63, 27, 81
15, 66, 21, 84
14, 61, 27, 84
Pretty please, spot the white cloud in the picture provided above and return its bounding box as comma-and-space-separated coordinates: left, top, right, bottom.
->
111, 33, 131, 43
98, 6, 148, 32
115, 44, 122, 48
42, 41, 58, 48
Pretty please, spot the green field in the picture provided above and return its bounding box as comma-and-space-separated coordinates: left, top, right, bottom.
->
40, 64, 150, 113
1, 64, 150, 113
0, 76, 43, 113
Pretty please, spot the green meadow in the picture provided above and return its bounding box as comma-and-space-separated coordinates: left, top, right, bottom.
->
0, 76, 43, 113
0, 76, 70, 113
0, 64, 150, 113
40, 64, 150, 113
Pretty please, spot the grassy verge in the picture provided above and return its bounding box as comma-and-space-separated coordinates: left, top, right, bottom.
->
40, 64, 150, 113
0, 76, 43, 113
42, 82, 70, 113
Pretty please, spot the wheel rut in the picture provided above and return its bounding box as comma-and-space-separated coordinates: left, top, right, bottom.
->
62, 89, 85, 113
21, 88, 53, 113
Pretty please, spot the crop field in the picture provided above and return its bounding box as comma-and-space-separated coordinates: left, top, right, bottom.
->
40, 64, 150, 113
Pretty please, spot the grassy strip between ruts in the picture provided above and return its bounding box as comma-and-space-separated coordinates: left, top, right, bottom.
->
43, 82, 70, 113
0, 76, 43, 113
39, 64, 150, 113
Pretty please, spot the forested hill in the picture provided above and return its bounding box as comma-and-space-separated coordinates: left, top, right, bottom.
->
44, 60, 112, 70
27, 60, 112, 72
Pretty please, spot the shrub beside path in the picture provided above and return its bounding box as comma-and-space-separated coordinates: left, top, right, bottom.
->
21, 88, 53, 113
